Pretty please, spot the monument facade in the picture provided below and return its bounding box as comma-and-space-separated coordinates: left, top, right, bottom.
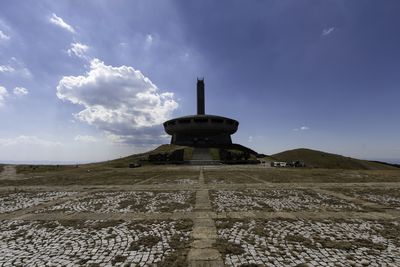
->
163, 79, 239, 146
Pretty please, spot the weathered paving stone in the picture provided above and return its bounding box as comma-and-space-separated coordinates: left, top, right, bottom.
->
214, 218, 400, 266
38, 190, 195, 214
0, 192, 77, 213
210, 189, 362, 212
331, 187, 400, 209
0, 219, 192, 266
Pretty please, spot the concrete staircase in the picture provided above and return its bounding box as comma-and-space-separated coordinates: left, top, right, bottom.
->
190, 148, 221, 165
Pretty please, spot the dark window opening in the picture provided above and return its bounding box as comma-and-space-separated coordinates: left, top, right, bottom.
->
194, 118, 208, 123
178, 119, 191, 124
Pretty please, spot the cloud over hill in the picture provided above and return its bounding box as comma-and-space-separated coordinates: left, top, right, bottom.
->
57, 59, 178, 144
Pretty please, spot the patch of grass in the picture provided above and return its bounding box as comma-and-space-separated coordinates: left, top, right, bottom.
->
312, 235, 385, 251
209, 148, 220, 160
252, 225, 270, 237
205, 172, 258, 184
159, 202, 191, 212
183, 147, 194, 161
126, 221, 153, 231
77, 259, 90, 265
103, 144, 191, 167
374, 221, 400, 245
0, 166, 160, 186
145, 172, 199, 184
245, 168, 400, 183
16, 164, 77, 174
12, 229, 27, 239
273, 148, 398, 170
118, 195, 145, 210
159, 222, 192, 266
159, 248, 189, 267
215, 219, 236, 230
39, 221, 59, 229
5, 221, 31, 231
111, 255, 127, 265
118, 191, 195, 212
58, 220, 87, 229
214, 238, 245, 256
285, 234, 315, 248
128, 235, 162, 251
174, 219, 193, 232
90, 220, 123, 230
319, 239, 352, 250
353, 238, 386, 250
330, 187, 400, 207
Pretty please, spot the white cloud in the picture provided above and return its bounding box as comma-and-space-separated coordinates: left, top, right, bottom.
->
0, 30, 10, 41
67, 42, 89, 59
0, 64, 31, 78
0, 65, 15, 73
13, 87, 29, 96
74, 135, 98, 142
144, 34, 156, 50
146, 34, 153, 44
248, 136, 253, 143
49, 13, 75, 33
322, 27, 335, 36
0, 86, 8, 106
57, 58, 178, 144
293, 126, 310, 131
0, 135, 63, 147
6, 58, 32, 78
20, 68, 32, 78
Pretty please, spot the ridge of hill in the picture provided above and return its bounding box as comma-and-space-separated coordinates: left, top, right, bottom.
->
9, 146, 399, 171
272, 148, 398, 170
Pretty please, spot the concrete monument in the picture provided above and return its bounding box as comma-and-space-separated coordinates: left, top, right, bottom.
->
163, 79, 239, 146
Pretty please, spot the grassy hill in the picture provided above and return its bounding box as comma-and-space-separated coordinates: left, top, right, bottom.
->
272, 148, 399, 170
98, 144, 193, 168
14, 144, 193, 174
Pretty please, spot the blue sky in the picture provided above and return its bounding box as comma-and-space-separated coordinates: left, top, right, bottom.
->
0, 0, 399, 163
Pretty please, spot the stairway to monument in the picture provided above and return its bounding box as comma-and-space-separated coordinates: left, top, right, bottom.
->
192, 148, 213, 160
190, 148, 220, 165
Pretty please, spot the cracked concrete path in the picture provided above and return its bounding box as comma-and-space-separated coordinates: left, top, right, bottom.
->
240, 172, 273, 184
188, 167, 223, 267
0, 165, 18, 180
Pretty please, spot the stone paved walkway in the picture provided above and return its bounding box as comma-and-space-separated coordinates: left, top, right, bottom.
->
188, 168, 223, 267
1, 165, 400, 266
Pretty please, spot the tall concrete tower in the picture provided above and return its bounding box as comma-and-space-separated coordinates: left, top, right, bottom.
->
197, 79, 205, 115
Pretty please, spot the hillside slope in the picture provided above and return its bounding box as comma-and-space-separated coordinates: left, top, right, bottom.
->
272, 148, 398, 170
102, 144, 193, 167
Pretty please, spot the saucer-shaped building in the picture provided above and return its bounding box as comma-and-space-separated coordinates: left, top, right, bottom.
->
163, 79, 239, 146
